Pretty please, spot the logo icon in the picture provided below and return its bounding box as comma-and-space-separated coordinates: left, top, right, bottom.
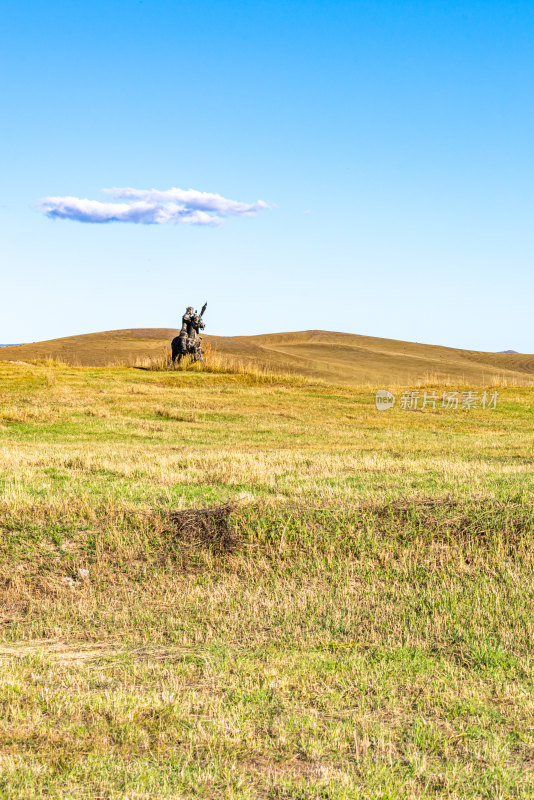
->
375, 389, 396, 411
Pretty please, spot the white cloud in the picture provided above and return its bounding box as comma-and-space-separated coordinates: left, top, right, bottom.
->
37, 187, 270, 225
104, 187, 269, 217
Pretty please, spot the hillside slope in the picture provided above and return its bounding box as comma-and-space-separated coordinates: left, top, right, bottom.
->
0, 328, 532, 384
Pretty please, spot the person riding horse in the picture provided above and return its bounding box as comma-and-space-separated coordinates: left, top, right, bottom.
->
171, 303, 207, 365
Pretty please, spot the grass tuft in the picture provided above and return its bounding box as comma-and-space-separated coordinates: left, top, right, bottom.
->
167, 501, 239, 554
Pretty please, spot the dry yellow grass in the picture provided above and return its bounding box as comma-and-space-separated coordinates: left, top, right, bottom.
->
1, 328, 533, 385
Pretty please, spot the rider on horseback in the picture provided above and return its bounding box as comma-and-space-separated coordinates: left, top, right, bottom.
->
172, 303, 207, 365
178, 306, 195, 355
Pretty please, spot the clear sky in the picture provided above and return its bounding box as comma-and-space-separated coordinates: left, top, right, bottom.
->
1, 0, 533, 352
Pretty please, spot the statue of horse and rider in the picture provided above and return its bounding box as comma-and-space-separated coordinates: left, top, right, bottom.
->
171, 303, 207, 366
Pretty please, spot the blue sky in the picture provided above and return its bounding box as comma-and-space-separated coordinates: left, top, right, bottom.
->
1, 0, 533, 351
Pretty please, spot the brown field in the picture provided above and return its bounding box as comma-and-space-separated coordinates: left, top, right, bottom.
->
1, 328, 533, 385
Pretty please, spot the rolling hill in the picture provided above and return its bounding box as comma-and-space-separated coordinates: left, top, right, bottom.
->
0, 328, 533, 385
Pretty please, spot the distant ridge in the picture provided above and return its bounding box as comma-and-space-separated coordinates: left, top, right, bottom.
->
0, 344, 23, 348
0, 329, 532, 385
500, 349, 519, 354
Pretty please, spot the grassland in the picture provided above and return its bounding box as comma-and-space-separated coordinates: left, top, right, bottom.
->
1, 359, 533, 798
1, 328, 533, 386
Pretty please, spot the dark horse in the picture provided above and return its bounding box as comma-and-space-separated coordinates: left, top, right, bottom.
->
171, 334, 204, 366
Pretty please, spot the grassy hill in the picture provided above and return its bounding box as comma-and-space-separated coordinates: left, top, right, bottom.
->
0, 327, 533, 384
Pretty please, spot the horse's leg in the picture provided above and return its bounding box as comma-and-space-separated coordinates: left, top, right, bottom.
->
192, 343, 203, 364
172, 344, 181, 367
171, 338, 180, 368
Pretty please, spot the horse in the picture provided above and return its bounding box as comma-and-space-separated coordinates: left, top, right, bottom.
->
171, 334, 204, 366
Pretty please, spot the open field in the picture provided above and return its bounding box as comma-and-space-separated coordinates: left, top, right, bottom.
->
1, 361, 533, 798
1, 328, 533, 385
